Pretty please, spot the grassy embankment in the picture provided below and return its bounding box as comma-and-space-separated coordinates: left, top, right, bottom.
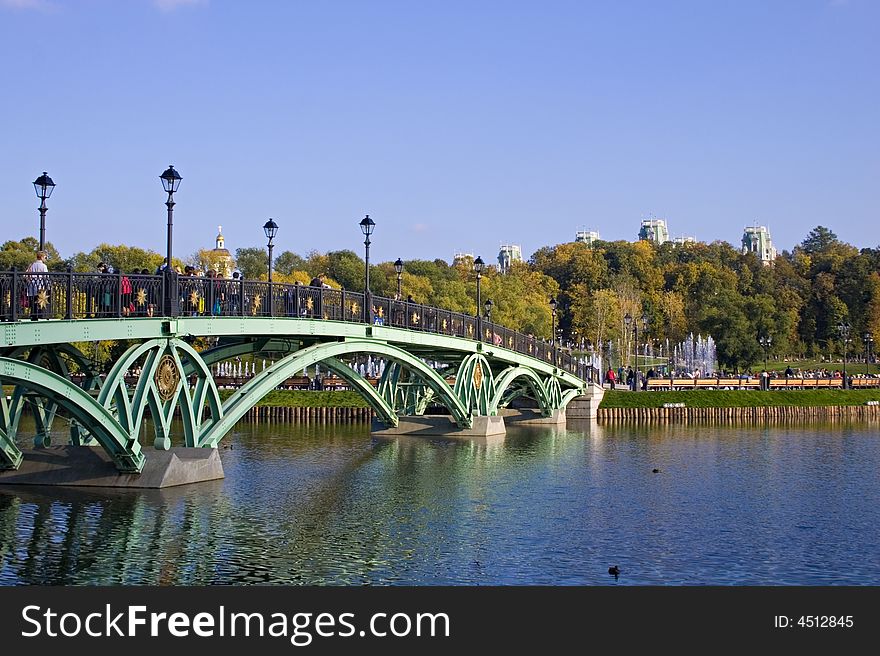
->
599, 389, 880, 409
216, 389, 370, 408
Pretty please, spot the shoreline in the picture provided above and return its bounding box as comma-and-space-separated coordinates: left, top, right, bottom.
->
598, 404, 880, 421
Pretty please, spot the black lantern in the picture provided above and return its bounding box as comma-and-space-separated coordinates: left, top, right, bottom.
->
549, 297, 558, 363
263, 218, 279, 241
474, 255, 485, 314
159, 165, 181, 317
838, 322, 852, 388
359, 215, 374, 322
484, 298, 493, 322
359, 214, 375, 237
160, 165, 182, 193
33, 171, 55, 252
262, 218, 279, 315
394, 258, 404, 299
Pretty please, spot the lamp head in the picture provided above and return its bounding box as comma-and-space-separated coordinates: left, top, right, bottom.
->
263, 218, 279, 241
160, 165, 182, 193
33, 171, 55, 200
359, 214, 375, 237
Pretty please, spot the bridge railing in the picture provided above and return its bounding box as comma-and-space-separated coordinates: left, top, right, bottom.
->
0, 269, 596, 383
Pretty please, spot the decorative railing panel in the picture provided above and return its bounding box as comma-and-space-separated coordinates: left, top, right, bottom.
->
0, 270, 591, 382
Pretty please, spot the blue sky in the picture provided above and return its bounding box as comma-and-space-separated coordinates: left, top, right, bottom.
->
1, 0, 877, 264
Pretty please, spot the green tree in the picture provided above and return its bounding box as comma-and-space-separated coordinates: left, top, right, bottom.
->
235, 247, 268, 279
66, 243, 165, 273
800, 226, 839, 255
274, 251, 307, 276
1, 237, 62, 270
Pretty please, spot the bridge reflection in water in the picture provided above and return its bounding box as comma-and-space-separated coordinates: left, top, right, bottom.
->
0, 270, 600, 478
4, 418, 878, 585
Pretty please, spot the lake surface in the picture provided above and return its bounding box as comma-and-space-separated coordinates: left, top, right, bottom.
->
1, 418, 879, 585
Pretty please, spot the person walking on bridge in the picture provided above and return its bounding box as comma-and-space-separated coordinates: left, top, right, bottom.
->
26, 251, 49, 320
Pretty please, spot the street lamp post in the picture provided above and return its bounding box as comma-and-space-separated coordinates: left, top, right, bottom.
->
640, 313, 648, 389
623, 312, 648, 391
394, 258, 404, 299
865, 331, 875, 376
759, 335, 772, 371
550, 297, 558, 366
484, 299, 493, 322
359, 215, 375, 323
263, 218, 278, 316
160, 165, 182, 316
838, 322, 851, 388
33, 172, 55, 252
759, 335, 772, 390
473, 256, 485, 339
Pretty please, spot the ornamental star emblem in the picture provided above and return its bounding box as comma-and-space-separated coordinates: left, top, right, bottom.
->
467, 324, 474, 336
485, 329, 491, 340
412, 312, 420, 324
136, 288, 147, 306
189, 291, 200, 306
442, 319, 447, 331
528, 344, 533, 354
251, 293, 262, 314
36, 289, 49, 310
508, 336, 514, 348
376, 306, 384, 318
473, 362, 483, 390
351, 302, 359, 315
306, 297, 314, 311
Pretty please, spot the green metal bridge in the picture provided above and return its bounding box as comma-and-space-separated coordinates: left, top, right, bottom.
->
0, 270, 598, 475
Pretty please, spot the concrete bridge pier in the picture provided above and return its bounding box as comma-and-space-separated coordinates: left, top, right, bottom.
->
371, 415, 506, 437
0, 447, 225, 488
564, 384, 605, 419
501, 408, 567, 425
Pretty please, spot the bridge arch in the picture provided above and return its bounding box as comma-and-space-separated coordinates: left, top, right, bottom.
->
98, 338, 224, 450
489, 366, 553, 416
453, 354, 495, 416
0, 358, 145, 472
197, 339, 472, 446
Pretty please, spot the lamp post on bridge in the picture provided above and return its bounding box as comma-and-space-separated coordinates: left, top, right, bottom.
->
160, 165, 182, 316
473, 255, 485, 339
359, 215, 375, 324
484, 298, 493, 322
33, 171, 55, 252
838, 322, 851, 389
549, 297, 557, 366
394, 258, 404, 299
865, 331, 875, 376
263, 218, 278, 315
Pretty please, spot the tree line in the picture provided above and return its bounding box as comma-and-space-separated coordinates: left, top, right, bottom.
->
2, 225, 877, 370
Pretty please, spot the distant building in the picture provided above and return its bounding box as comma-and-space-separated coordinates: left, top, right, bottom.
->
574, 230, 601, 246
639, 219, 669, 245
210, 225, 235, 277
672, 236, 696, 246
497, 244, 522, 273
741, 225, 777, 265
452, 252, 474, 266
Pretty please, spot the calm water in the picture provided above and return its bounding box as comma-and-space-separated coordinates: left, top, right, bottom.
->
1, 419, 879, 585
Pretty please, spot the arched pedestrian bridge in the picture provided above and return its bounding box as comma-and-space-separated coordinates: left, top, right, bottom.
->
0, 270, 600, 476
